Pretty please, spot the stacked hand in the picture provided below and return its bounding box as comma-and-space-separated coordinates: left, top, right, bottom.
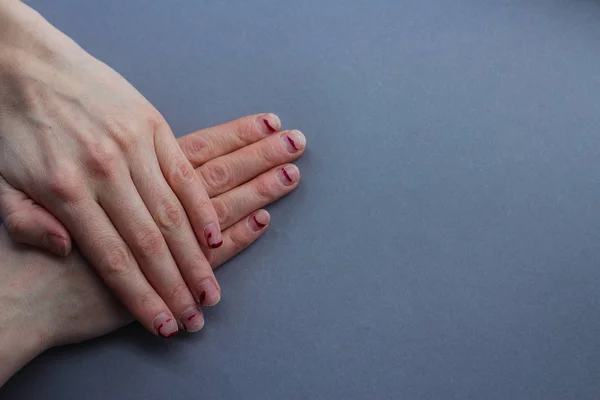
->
0, 114, 306, 385
0, 0, 304, 338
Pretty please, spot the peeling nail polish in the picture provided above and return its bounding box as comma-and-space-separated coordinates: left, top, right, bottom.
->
181, 306, 205, 332
282, 168, 292, 182
204, 223, 223, 248
153, 313, 179, 338
197, 279, 221, 306
276, 165, 299, 186
261, 113, 280, 133
264, 119, 276, 133
251, 214, 268, 231
282, 130, 305, 153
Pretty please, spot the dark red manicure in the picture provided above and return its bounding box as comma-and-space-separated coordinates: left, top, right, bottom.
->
286, 136, 299, 151
281, 167, 293, 183
209, 240, 223, 249
157, 321, 178, 338
253, 215, 267, 229
205, 224, 223, 248
264, 119, 277, 133
200, 291, 206, 303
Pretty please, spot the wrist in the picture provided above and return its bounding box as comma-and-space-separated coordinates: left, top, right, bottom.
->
0, 0, 78, 69
0, 292, 46, 387
0, 233, 50, 387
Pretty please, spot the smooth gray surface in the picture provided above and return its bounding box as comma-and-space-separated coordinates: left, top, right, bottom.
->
3, 0, 600, 398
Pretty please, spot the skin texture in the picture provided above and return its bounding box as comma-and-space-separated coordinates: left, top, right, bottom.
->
0, 113, 306, 386
0, 0, 230, 336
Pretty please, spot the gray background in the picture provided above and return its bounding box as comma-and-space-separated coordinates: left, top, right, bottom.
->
3, 0, 600, 398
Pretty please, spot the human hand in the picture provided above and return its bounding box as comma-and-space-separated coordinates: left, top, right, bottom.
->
0, 1, 277, 336
0, 113, 305, 385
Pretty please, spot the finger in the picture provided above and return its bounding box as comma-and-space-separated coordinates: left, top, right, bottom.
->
198, 129, 306, 198
156, 124, 223, 248
98, 175, 205, 333
208, 210, 271, 269
131, 146, 222, 308
178, 113, 282, 168
212, 164, 301, 230
0, 175, 71, 256
51, 196, 180, 338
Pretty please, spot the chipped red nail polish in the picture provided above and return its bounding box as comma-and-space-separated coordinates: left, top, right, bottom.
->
204, 223, 223, 248
181, 306, 204, 332
281, 167, 293, 183
209, 240, 223, 249
154, 313, 178, 338
197, 280, 221, 306
253, 215, 267, 229
264, 119, 277, 133
286, 136, 299, 151
164, 331, 178, 338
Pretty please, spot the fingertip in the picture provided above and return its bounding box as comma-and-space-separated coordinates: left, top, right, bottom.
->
249, 209, 270, 232
257, 113, 281, 134
204, 222, 224, 248
42, 233, 71, 256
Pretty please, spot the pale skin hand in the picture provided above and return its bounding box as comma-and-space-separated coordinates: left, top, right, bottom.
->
0, 0, 233, 337
0, 114, 306, 386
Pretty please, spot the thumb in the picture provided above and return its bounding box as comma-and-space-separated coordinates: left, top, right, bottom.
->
0, 176, 72, 256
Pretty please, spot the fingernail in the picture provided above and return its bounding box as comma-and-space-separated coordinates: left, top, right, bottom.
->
153, 313, 179, 338
42, 234, 68, 257
276, 165, 300, 187
180, 306, 205, 332
204, 223, 223, 249
197, 279, 221, 306
249, 211, 270, 232
282, 130, 305, 153
259, 113, 280, 133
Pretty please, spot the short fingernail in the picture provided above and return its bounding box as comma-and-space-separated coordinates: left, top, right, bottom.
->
249, 211, 270, 232
259, 113, 281, 133
197, 279, 221, 306
180, 305, 205, 332
153, 313, 179, 338
204, 223, 223, 249
42, 234, 68, 257
282, 130, 305, 153
276, 165, 300, 187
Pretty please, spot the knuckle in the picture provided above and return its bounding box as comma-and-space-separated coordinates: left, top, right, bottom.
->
134, 228, 164, 257
104, 116, 142, 152
167, 282, 190, 302
257, 143, 278, 164
102, 245, 132, 279
3, 213, 28, 240
252, 177, 275, 201
82, 140, 121, 179
211, 198, 229, 226
46, 165, 85, 202
181, 135, 211, 165
186, 252, 214, 273
200, 161, 232, 193
146, 110, 166, 134
170, 160, 196, 187
156, 198, 185, 232
138, 290, 158, 310
228, 230, 248, 253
